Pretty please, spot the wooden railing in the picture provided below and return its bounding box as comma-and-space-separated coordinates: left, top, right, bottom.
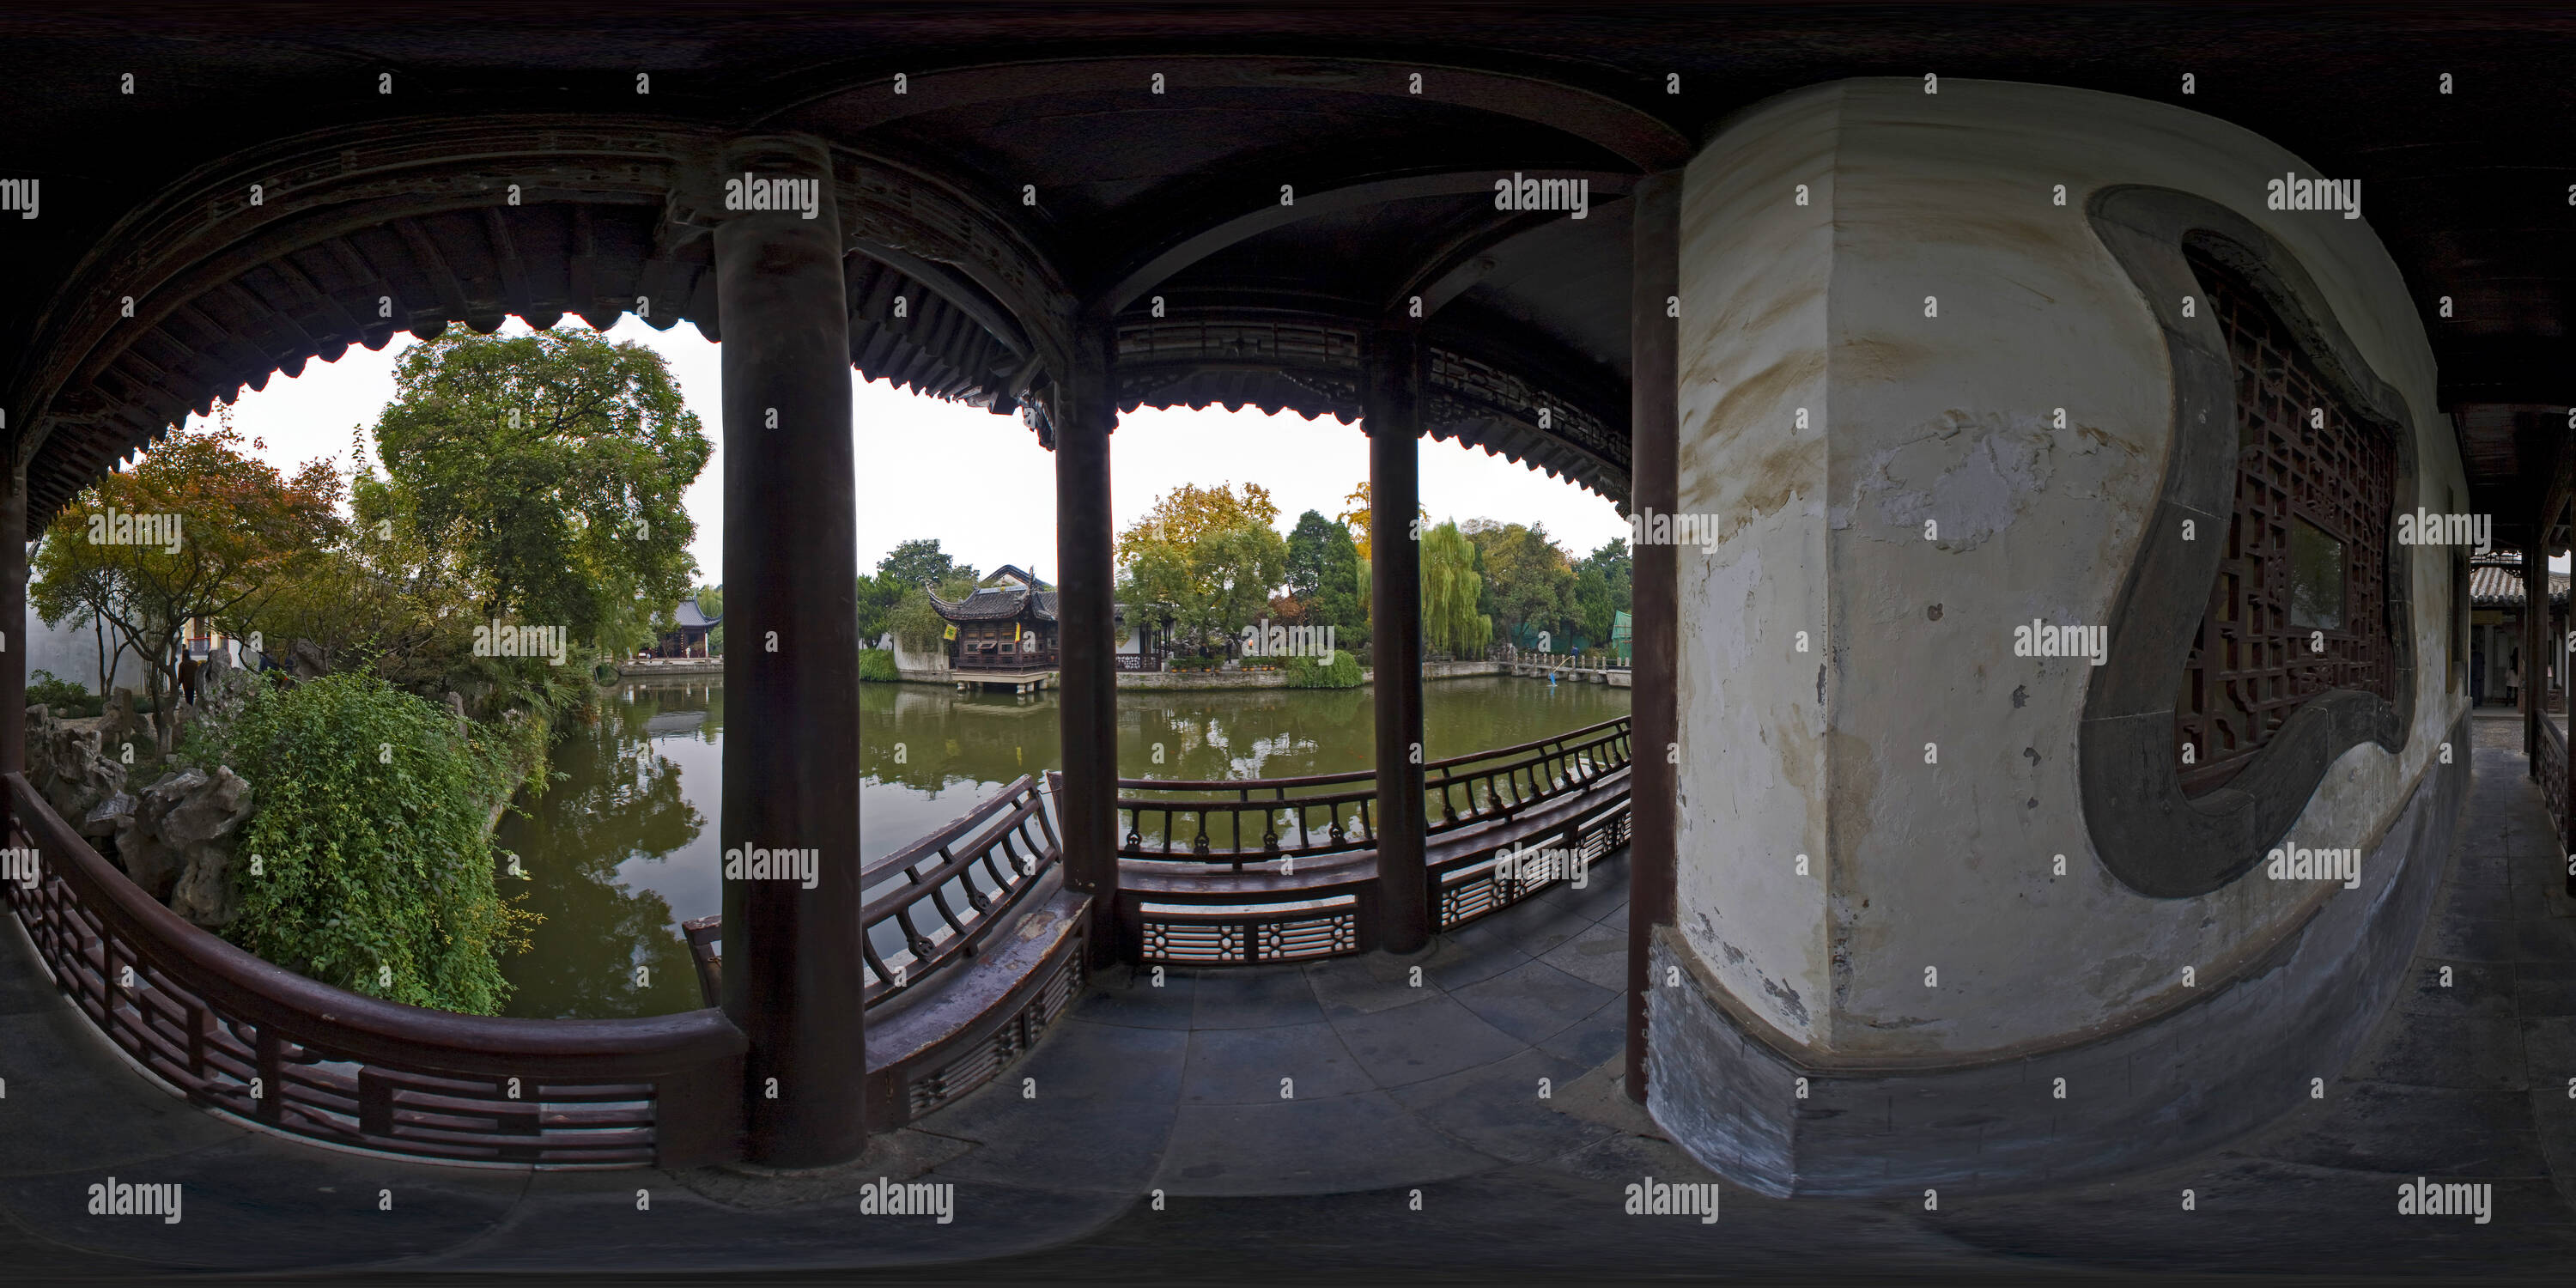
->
680, 775, 1062, 1011
0, 773, 745, 1168
1115, 716, 1631, 866
1113, 718, 1633, 965
2539, 713, 2567, 850
954, 651, 1057, 671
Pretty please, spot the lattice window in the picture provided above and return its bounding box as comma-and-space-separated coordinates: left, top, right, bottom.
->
2172, 250, 2397, 795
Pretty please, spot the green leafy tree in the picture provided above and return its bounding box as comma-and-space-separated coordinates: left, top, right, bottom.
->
1465, 519, 1576, 648
1421, 520, 1492, 658
368, 331, 710, 659
877, 538, 975, 589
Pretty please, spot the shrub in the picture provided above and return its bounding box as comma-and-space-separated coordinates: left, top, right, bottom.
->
28, 669, 103, 718
200, 673, 536, 1015
1170, 655, 1222, 673
1285, 649, 1364, 689
859, 647, 902, 683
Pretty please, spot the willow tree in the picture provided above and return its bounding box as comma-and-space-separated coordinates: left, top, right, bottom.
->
1420, 519, 1492, 658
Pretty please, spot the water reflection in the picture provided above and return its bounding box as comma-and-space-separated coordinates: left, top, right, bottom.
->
501, 675, 1626, 1019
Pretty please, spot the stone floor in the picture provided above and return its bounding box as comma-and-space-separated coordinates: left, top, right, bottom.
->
0, 714, 2571, 1282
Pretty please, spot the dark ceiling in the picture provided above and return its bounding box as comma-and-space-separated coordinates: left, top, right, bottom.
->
2, 3, 2569, 530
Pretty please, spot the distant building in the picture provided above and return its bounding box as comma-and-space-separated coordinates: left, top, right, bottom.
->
2468, 550, 2566, 709
649, 595, 722, 658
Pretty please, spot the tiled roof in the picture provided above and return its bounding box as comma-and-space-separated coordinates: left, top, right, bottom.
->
2469, 553, 2568, 609
674, 597, 720, 629
930, 586, 1057, 623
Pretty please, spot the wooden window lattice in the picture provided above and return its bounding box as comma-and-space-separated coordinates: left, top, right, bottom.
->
2172, 251, 2397, 795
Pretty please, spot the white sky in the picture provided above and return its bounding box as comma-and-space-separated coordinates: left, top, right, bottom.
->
168, 316, 1631, 586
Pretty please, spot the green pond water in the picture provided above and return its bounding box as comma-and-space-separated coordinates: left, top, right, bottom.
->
494, 675, 1630, 1019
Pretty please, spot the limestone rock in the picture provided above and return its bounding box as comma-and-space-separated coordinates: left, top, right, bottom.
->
289, 638, 329, 680
112, 765, 253, 921
26, 703, 127, 829
194, 652, 258, 724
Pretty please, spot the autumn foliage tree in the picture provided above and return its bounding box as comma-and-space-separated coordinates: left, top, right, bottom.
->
1117, 483, 1290, 658
32, 419, 344, 750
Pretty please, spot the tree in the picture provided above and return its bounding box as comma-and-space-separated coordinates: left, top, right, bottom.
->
855, 573, 906, 646
888, 588, 949, 653
1119, 485, 1290, 658
1466, 519, 1577, 648
32, 420, 344, 750
1285, 510, 1340, 601
1572, 539, 1631, 650
877, 538, 974, 589
1115, 482, 1279, 564
368, 331, 710, 659
1421, 520, 1492, 658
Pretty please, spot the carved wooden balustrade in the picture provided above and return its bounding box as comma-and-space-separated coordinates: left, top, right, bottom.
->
1, 774, 746, 1168
1110, 717, 1633, 965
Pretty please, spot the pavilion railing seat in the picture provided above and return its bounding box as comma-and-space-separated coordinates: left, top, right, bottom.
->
0, 773, 747, 1169
1108, 716, 1633, 965
678, 775, 1082, 1127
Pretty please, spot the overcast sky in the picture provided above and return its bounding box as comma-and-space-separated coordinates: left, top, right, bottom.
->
169, 316, 1631, 587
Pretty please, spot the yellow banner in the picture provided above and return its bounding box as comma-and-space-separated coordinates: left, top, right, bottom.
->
943, 624, 957, 641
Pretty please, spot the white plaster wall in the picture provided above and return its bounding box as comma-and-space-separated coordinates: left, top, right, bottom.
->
24, 609, 142, 695
1674, 84, 1839, 1044
1677, 77, 2467, 1059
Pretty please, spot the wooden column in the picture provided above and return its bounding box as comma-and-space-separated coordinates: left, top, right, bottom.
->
2526, 541, 2546, 775
1625, 173, 1680, 1103
714, 135, 863, 1166
1368, 319, 1429, 952
0, 447, 23, 781
1054, 313, 1121, 962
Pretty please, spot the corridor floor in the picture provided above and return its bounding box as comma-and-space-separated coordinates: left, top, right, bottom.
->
0, 715, 2571, 1282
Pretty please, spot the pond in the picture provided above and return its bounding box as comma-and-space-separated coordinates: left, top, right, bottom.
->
494, 675, 1631, 1019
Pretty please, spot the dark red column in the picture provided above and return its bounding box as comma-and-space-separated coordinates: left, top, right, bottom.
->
714, 136, 864, 1166
1054, 313, 1121, 962
1625, 173, 1680, 1103
1368, 319, 1429, 951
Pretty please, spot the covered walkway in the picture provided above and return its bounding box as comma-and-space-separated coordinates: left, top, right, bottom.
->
3, 715, 2573, 1279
